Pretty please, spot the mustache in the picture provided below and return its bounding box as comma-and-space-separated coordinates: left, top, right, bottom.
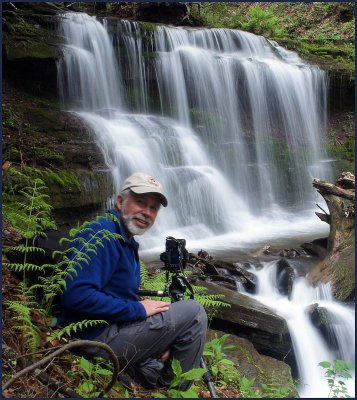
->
132, 213, 151, 225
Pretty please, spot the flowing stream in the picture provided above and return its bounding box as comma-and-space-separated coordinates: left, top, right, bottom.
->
249, 261, 355, 397
56, 13, 354, 397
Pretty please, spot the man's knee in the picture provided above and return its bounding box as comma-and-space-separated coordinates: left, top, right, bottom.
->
172, 299, 207, 329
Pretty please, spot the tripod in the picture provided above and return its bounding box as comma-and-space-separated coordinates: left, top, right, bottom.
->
139, 272, 217, 397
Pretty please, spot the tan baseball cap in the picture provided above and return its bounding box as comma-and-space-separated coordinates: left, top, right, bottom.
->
121, 172, 168, 207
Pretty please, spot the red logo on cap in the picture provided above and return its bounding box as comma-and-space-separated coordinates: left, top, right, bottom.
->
147, 177, 160, 188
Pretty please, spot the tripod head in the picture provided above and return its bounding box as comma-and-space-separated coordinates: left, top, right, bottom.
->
169, 274, 189, 302
138, 237, 194, 302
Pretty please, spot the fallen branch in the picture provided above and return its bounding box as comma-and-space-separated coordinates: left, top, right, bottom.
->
2, 340, 120, 398
312, 178, 355, 201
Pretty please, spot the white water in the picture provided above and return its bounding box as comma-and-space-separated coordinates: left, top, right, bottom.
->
250, 262, 355, 398
56, 13, 354, 397
57, 12, 333, 253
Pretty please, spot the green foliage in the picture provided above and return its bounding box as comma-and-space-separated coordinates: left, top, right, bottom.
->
67, 356, 113, 398
203, 334, 238, 387
3, 171, 56, 241
2, 103, 21, 129
48, 319, 108, 341
2, 169, 121, 343
239, 6, 286, 38
327, 131, 355, 164
139, 263, 229, 318
152, 358, 205, 398
319, 359, 355, 398
2, 171, 56, 352
191, 2, 230, 28
3, 282, 44, 354
204, 334, 296, 397
239, 376, 261, 397
239, 375, 295, 398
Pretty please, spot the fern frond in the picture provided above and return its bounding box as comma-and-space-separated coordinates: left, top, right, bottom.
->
48, 319, 108, 341
10, 245, 45, 254
4, 290, 45, 353
4, 262, 44, 272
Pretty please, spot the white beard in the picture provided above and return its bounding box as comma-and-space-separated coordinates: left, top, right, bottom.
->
122, 212, 152, 236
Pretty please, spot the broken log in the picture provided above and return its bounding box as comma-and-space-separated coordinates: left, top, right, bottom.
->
308, 173, 355, 301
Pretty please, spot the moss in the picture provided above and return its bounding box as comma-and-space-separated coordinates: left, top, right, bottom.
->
137, 21, 157, 34
3, 11, 61, 61
2, 164, 111, 211
332, 258, 355, 301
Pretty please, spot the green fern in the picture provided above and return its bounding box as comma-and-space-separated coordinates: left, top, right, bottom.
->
139, 263, 229, 316
3, 283, 45, 353
40, 213, 123, 308
3, 173, 56, 278
48, 319, 109, 341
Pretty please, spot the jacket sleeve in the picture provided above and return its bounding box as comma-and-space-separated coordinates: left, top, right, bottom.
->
60, 225, 147, 322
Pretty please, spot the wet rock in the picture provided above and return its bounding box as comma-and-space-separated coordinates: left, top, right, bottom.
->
214, 260, 258, 293
278, 248, 301, 258
207, 275, 239, 291
276, 258, 295, 297
197, 249, 213, 260
301, 241, 327, 258
306, 305, 339, 351
206, 329, 298, 397
200, 281, 288, 336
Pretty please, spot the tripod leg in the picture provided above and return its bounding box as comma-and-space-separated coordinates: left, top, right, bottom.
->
200, 357, 217, 397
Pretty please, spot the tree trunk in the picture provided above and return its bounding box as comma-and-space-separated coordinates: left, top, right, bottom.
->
308, 172, 355, 301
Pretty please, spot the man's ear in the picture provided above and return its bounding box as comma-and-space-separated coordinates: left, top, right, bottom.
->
116, 194, 123, 211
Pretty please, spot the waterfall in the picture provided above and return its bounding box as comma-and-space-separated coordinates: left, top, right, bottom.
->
251, 262, 355, 398
57, 12, 333, 252
56, 13, 354, 397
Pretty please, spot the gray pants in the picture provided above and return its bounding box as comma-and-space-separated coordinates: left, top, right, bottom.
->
83, 299, 207, 389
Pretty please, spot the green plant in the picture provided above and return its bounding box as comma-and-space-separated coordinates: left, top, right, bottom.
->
3, 172, 56, 353
152, 358, 205, 398
47, 320, 108, 342
241, 6, 286, 38
67, 356, 113, 398
3, 282, 45, 354
3, 174, 56, 251
239, 375, 295, 398
319, 359, 355, 398
239, 376, 261, 397
139, 263, 230, 318
203, 334, 237, 386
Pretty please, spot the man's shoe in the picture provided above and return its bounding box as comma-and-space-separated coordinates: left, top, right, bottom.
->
118, 371, 135, 391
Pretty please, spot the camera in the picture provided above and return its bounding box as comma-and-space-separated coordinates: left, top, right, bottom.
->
160, 236, 188, 272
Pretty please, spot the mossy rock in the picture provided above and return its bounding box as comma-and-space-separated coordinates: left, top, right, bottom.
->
206, 329, 298, 397
45, 169, 112, 209
3, 11, 62, 61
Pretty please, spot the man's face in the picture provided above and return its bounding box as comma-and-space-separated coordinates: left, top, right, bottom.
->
116, 191, 161, 236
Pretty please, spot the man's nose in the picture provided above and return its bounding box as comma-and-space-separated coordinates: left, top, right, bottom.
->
141, 206, 151, 217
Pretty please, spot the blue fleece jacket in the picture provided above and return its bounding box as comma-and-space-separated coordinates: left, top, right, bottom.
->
57, 209, 147, 339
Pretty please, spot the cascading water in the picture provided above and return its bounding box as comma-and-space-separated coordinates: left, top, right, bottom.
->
56, 13, 354, 397
250, 261, 355, 398
57, 12, 333, 253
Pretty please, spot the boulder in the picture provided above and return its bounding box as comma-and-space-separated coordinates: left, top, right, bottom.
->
276, 258, 296, 297
199, 281, 288, 336
206, 329, 298, 397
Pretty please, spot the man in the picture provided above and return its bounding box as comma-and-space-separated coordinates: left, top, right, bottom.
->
58, 172, 207, 390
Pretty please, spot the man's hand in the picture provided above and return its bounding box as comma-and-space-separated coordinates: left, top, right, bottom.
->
140, 299, 170, 317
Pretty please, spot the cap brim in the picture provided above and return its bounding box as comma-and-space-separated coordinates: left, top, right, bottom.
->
130, 187, 168, 207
